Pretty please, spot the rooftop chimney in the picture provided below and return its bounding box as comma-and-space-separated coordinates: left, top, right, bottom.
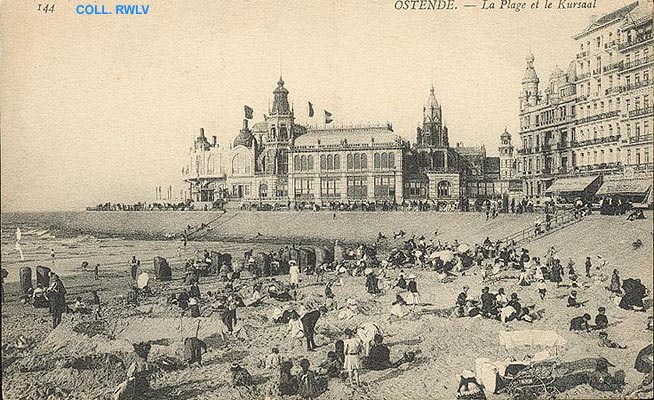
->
212, 136, 217, 146
200, 128, 205, 137
243, 119, 249, 130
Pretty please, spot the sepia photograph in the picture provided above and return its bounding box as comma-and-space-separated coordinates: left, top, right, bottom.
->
1, 0, 653, 399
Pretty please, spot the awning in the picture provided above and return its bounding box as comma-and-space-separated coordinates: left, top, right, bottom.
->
545, 175, 600, 194
596, 178, 652, 196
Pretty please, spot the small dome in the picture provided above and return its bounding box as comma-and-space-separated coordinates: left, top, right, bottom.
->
274, 76, 288, 94
526, 51, 535, 64
522, 67, 539, 83
500, 127, 511, 140
550, 65, 564, 80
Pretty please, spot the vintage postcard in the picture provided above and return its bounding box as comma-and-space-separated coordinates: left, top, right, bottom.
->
1, 0, 653, 399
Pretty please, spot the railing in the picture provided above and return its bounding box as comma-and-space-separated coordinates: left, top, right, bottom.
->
618, 33, 653, 51
533, 114, 576, 129
576, 51, 588, 59
576, 110, 620, 125
628, 134, 654, 144
497, 209, 584, 246
628, 106, 654, 118
604, 40, 618, 49
605, 87, 622, 95
576, 94, 590, 102
622, 55, 654, 71
592, 68, 601, 76
576, 72, 591, 81
602, 61, 623, 73
571, 135, 621, 147
620, 79, 652, 92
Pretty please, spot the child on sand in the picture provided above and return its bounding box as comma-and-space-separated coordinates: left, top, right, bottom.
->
343, 329, 362, 386
537, 279, 547, 300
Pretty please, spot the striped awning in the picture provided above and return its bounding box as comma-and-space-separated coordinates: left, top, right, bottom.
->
545, 175, 600, 194
597, 178, 652, 196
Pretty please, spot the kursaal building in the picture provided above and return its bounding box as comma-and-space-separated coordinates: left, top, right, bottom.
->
182, 78, 519, 209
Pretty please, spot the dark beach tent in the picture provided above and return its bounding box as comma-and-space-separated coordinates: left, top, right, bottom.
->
210, 251, 222, 274
36, 266, 51, 287
279, 248, 291, 275
256, 252, 272, 277
220, 253, 233, 267
154, 256, 172, 281
19, 267, 33, 294
334, 243, 345, 262
315, 246, 334, 266
289, 247, 300, 263
298, 248, 316, 274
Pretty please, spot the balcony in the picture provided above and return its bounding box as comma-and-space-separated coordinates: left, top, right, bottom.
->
602, 61, 623, 73
576, 51, 588, 59
576, 72, 591, 81
592, 68, 601, 76
620, 79, 652, 92
618, 33, 653, 51
622, 55, 654, 71
532, 114, 576, 129
576, 94, 590, 102
604, 40, 618, 49
629, 106, 654, 118
605, 86, 622, 95
571, 135, 621, 148
627, 134, 654, 144
576, 110, 620, 125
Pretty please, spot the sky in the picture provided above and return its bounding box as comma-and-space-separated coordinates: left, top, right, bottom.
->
0, 0, 631, 211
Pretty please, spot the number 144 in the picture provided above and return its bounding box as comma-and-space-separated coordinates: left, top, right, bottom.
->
37, 4, 55, 13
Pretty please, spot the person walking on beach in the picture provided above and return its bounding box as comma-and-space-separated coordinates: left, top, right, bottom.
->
407, 274, 420, 308
94, 263, 100, 280
289, 260, 300, 289
50, 248, 56, 265
585, 256, 592, 278
130, 256, 140, 280
47, 273, 67, 329
300, 306, 321, 351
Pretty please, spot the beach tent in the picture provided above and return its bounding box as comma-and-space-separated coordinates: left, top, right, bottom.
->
19, 267, 33, 294
154, 257, 172, 281
36, 266, 51, 287
256, 252, 271, 277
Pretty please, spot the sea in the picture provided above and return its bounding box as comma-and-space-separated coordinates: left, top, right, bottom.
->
0, 212, 269, 283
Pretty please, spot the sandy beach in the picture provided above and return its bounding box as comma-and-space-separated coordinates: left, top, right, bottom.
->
1, 211, 653, 400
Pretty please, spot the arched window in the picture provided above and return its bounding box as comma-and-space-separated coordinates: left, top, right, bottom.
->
361, 153, 367, 170
334, 154, 340, 169
347, 154, 353, 169
320, 155, 326, 170
259, 183, 268, 198
437, 181, 451, 197
294, 155, 301, 171
381, 153, 388, 168
307, 155, 314, 170
389, 153, 395, 169
327, 154, 334, 170
374, 153, 380, 169
301, 155, 308, 171
354, 153, 361, 169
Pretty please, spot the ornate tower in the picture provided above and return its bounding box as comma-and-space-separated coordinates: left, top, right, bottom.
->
520, 51, 540, 110
256, 77, 295, 176
417, 86, 448, 147
499, 127, 515, 179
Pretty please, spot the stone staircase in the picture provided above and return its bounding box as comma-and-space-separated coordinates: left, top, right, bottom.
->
498, 209, 585, 246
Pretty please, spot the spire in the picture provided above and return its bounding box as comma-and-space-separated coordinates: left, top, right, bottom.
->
271, 77, 290, 115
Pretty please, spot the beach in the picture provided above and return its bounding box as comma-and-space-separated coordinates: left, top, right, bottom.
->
1, 210, 653, 400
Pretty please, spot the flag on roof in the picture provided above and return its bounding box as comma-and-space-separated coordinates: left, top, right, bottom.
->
308, 102, 314, 117
244, 105, 254, 120
324, 110, 333, 124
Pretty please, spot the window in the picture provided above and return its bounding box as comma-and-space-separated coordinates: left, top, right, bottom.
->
374, 153, 380, 169
327, 155, 334, 170
346, 176, 367, 199
347, 153, 367, 170
347, 154, 353, 169
381, 153, 388, 168
437, 181, 451, 197
388, 153, 395, 169
301, 155, 308, 171
307, 155, 314, 170
294, 178, 314, 198
374, 176, 396, 198
334, 154, 340, 169
259, 183, 268, 199
320, 155, 326, 170
321, 178, 339, 197
294, 155, 301, 171
645, 148, 650, 165
627, 149, 631, 165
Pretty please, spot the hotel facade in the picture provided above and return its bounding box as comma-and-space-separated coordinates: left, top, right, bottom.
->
516, 0, 653, 204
